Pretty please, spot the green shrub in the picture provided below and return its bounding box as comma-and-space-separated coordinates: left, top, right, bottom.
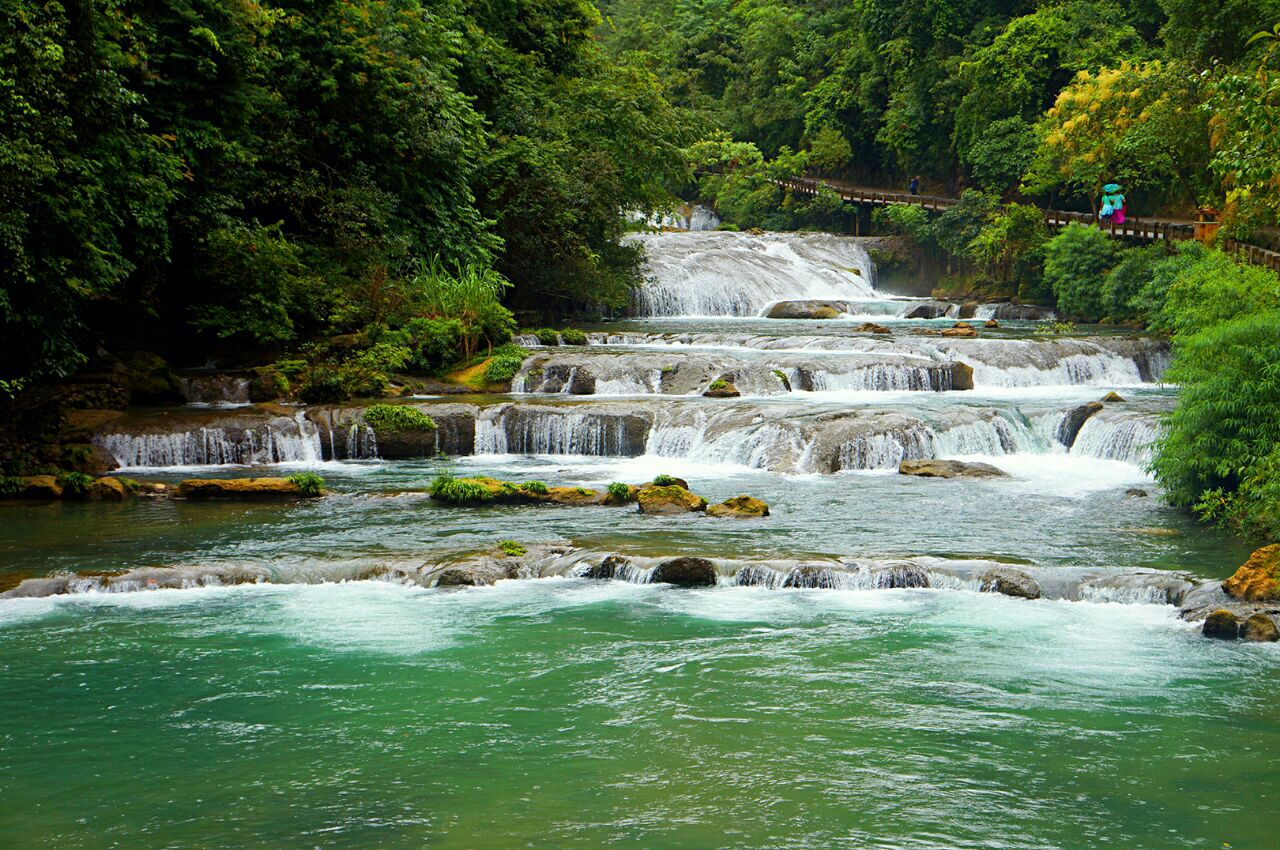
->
484, 354, 526, 384
118, 478, 140, 494
1042, 224, 1120, 322
1102, 244, 1168, 323
652, 474, 680, 487
429, 472, 495, 505
533, 328, 561, 346
559, 328, 587, 345
606, 481, 633, 501
519, 480, 548, 495
274, 359, 308, 377
363, 404, 436, 433
872, 204, 932, 243
355, 342, 412, 374
56, 471, 93, 497
298, 364, 390, 403
287, 472, 325, 496
0, 477, 22, 497
498, 540, 527, 556
1033, 320, 1077, 336
1150, 245, 1280, 336
1154, 308, 1280, 509
708, 379, 730, 391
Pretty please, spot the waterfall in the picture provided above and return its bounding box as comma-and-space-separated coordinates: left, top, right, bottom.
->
1071, 414, 1163, 464
629, 231, 877, 317
345, 423, 379, 460
475, 406, 649, 457
178, 375, 252, 406
97, 411, 323, 468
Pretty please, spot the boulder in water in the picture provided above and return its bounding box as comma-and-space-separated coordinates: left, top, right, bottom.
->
959, 302, 981, 319
1056, 402, 1104, 448
1101, 391, 1126, 403
583, 554, 630, 580
980, 567, 1042, 599
90, 477, 128, 500
990, 303, 1055, 321
1242, 613, 1280, 642
951, 362, 975, 391
1202, 609, 1242, 640
637, 485, 707, 515
1223, 545, 1280, 602
651, 557, 718, 587
899, 459, 1007, 479
176, 477, 320, 499
984, 318, 1000, 328
3, 476, 63, 499
764, 301, 845, 320
544, 486, 605, 506
703, 379, 741, 398
782, 565, 837, 589
903, 302, 953, 320
941, 323, 978, 338
1125, 488, 1149, 498
433, 562, 514, 588
855, 322, 892, 334
873, 562, 931, 588
706, 495, 770, 518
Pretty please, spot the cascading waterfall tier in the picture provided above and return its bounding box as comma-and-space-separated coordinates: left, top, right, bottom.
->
97, 411, 323, 468
628, 231, 877, 317
0, 547, 1202, 610
575, 331, 1170, 388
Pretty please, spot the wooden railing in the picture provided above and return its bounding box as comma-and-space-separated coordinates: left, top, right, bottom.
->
776, 176, 1280, 273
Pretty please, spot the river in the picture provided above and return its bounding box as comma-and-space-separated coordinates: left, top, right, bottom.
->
1, 230, 1275, 849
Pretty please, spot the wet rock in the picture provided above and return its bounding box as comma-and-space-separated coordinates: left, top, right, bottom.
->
90, 477, 128, 500
61, 409, 126, 443
1125, 488, 1149, 498
703, 379, 741, 398
637, 485, 707, 515
528, 364, 597, 395
873, 562, 931, 589
959, 302, 981, 319
1223, 544, 1280, 602
651, 557, 718, 587
733, 565, 776, 587
855, 322, 892, 334
903, 302, 954, 320
544, 486, 605, 506
764, 300, 845, 320
122, 352, 184, 404
984, 318, 1000, 328
583, 554, 630, 580
1101, 391, 1126, 403
433, 563, 513, 588
176, 478, 320, 499
1056, 402, 1104, 448
645, 476, 689, 491
941, 323, 978, 338
706, 495, 770, 518
782, 565, 837, 589
1202, 609, 1242, 640
4, 476, 63, 499
1242, 613, 1280, 642
990, 303, 1055, 321
899, 459, 1007, 479
980, 568, 1042, 600
951, 362, 975, 391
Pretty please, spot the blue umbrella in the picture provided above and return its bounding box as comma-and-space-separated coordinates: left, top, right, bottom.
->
1103, 183, 1122, 193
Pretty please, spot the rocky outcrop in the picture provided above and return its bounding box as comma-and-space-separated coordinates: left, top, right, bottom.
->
980, 567, 1042, 600
582, 554, 631, 580
432, 562, 517, 588
941, 323, 978, 338
1222, 545, 1280, 602
983, 319, 1000, 328
1243, 613, 1280, 642
3, 476, 63, 499
951, 362, 975, 391
706, 495, 770, 518
855, 322, 892, 334
703, 379, 741, 398
636, 485, 708, 515
176, 478, 321, 499
1202, 609, 1242, 640
1101, 391, 1125, 403
764, 300, 846, 320
90, 477, 129, 500
903, 302, 954, 320
899, 459, 1007, 479
989, 304, 1055, 321
959, 302, 980, 319
1056, 402, 1104, 448
651, 557, 718, 587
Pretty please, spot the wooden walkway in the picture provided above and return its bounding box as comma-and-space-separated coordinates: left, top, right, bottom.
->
779, 176, 1280, 273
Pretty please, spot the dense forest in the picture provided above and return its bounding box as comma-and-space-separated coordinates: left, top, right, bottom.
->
5, 0, 1280, 537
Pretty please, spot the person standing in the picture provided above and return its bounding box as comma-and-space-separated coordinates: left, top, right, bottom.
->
909, 175, 920, 196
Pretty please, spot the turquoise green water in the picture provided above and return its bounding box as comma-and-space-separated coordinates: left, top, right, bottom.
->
2, 580, 1278, 849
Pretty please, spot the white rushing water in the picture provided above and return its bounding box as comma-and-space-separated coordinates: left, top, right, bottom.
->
629, 231, 877, 317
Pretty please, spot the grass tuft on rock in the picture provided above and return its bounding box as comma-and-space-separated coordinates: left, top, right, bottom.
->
286, 472, 326, 496
364, 404, 436, 433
